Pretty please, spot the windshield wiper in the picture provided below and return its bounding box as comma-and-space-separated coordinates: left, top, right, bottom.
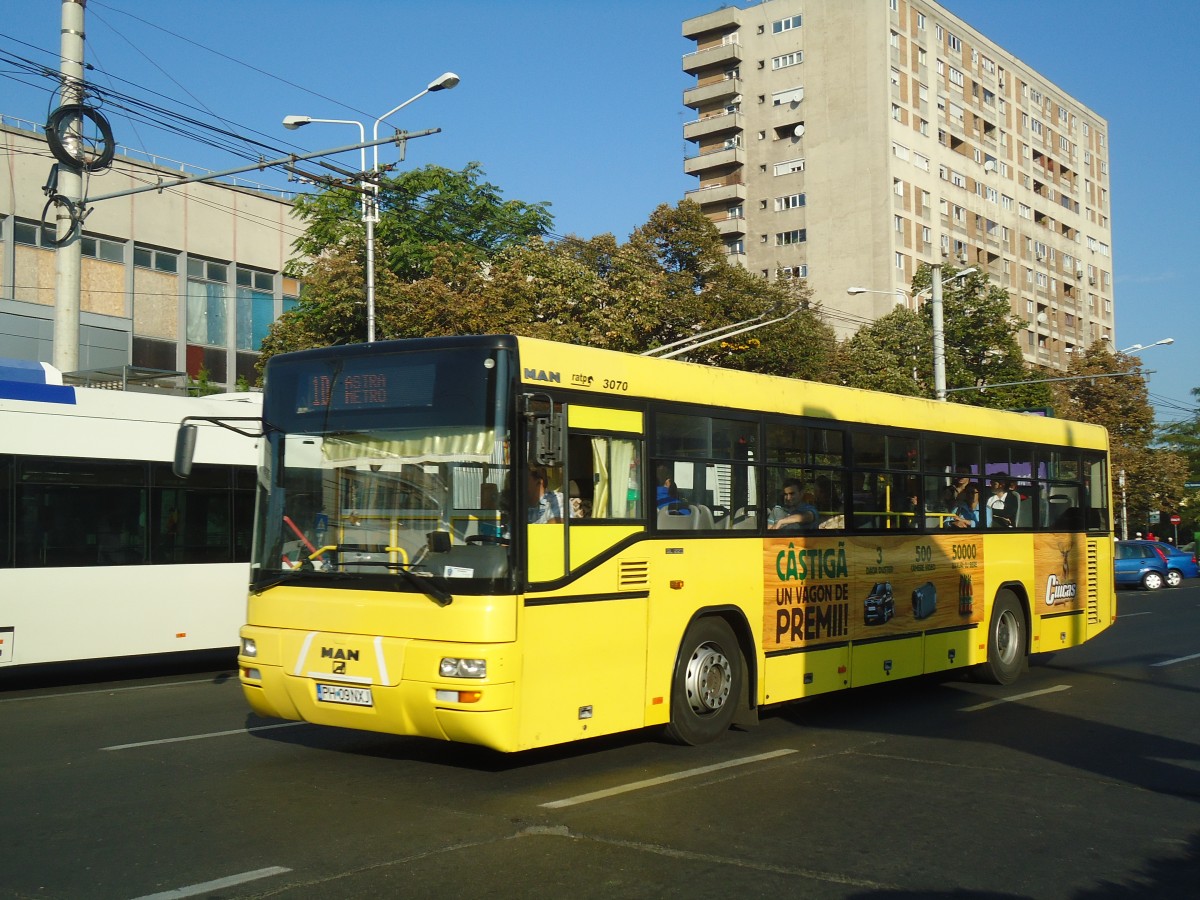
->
392, 566, 454, 607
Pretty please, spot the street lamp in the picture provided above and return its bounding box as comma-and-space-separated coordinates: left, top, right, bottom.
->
847, 266, 977, 401
282, 72, 460, 343
1116, 337, 1174, 354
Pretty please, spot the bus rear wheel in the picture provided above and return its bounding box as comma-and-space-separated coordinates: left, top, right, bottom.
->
978, 593, 1025, 685
663, 617, 742, 746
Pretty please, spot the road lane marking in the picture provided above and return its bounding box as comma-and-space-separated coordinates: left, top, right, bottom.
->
1151, 652, 1200, 668
1118, 611, 1152, 618
540, 749, 797, 809
131, 865, 291, 899
102, 721, 305, 751
0, 678, 225, 704
960, 684, 1071, 712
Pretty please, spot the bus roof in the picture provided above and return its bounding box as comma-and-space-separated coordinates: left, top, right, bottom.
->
267, 334, 1108, 451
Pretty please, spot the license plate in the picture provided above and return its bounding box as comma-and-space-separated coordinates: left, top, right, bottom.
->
315, 683, 373, 707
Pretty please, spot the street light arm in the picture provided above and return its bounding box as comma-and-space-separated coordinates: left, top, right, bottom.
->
1117, 338, 1174, 353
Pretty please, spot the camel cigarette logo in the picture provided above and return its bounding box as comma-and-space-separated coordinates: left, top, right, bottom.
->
1044, 574, 1078, 606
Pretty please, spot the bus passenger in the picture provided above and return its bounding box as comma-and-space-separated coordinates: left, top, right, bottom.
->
769, 480, 819, 532
527, 466, 564, 524
986, 476, 1018, 528
656, 465, 690, 515
946, 483, 980, 529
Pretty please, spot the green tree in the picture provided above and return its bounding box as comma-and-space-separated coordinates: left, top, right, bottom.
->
829, 306, 929, 396
289, 162, 553, 282
262, 200, 838, 381
911, 265, 1052, 410
1158, 387, 1200, 538
1049, 343, 1188, 534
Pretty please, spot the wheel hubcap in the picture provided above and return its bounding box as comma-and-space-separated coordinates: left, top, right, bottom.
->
995, 609, 1019, 664
684, 642, 732, 715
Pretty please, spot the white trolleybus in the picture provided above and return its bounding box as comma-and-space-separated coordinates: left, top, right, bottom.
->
0, 359, 258, 670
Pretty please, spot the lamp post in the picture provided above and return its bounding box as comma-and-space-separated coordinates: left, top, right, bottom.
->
847, 266, 976, 401
283, 72, 460, 343
1119, 468, 1128, 541
1116, 337, 1174, 354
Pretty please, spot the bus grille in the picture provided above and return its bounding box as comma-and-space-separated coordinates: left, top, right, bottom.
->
1085, 540, 1100, 625
619, 559, 650, 590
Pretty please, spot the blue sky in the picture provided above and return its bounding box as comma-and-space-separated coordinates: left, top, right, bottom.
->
2, 1, 1195, 421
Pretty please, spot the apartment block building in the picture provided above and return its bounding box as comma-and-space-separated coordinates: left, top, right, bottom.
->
1, 115, 302, 389
681, 0, 1114, 366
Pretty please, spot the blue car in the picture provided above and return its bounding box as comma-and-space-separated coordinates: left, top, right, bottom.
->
1114, 540, 1169, 591
1142, 540, 1199, 587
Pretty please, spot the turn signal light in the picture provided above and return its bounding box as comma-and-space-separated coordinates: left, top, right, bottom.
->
435, 689, 483, 704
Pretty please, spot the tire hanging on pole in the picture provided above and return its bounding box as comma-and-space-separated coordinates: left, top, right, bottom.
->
45, 103, 115, 173
40, 193, 82, 248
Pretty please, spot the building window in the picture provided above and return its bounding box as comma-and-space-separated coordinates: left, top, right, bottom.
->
774, 192, 806, 210
895, 252, 905, 269
772, 52, 802, 70
780, 264, 808, 278
776, 229, 806, 246
13, 219, 52, 247
917, 13, 926, 29
80, 234, 123, 262
947, 32, 962, 52
773, 158, 806, 176
949, 67, 964, 87
772, 14, 802, 33
134, 245, 179, 273
186, 257, 229, 350
235, 268, 275, 352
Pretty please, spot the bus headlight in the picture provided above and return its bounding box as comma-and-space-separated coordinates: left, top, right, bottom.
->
440, 657, 486, 678
241, 637, 258, 658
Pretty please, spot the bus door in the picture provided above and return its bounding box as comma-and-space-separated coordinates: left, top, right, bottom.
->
524, 398, 645, 584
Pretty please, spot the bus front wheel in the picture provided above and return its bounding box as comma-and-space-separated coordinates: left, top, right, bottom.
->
979, 592, 1026, 685
663, 617, 742, 746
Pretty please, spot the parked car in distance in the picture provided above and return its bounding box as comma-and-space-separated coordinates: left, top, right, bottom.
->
1114, 540, 1170, 591
1142, 540, 1199, 586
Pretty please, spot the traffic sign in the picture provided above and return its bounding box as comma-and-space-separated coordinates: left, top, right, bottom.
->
1170, 514, 1182, 525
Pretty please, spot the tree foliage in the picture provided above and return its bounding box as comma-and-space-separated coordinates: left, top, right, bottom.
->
289, 162, 553, 282
1049, 343, 1188, 533
830, 265, 1052, 409
912, 266, 1052, 409
264, 198, 836, 382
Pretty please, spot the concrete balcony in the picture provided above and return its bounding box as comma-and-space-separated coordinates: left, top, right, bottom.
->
714, 215, 746, 237
683, 77, 742, 110
683, 6, 741, 39
684, 146, 744, 176
683, 111, 743, 143
682, 39, 741, 74
684, 181, 748, 209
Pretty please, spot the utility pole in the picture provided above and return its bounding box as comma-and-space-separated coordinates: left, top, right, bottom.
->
52, 0, 86, 373
931, 262, 947, 402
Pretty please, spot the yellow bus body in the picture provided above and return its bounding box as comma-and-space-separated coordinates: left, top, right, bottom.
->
239, 336, 1116, 752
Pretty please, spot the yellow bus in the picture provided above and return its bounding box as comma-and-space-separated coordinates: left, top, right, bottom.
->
234, 335, 1115, 751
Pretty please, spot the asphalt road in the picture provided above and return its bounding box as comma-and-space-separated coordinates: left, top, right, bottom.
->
2, 583, 1198, 899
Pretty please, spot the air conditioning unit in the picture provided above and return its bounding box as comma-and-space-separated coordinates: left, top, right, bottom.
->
1036, 252, 1046, 261
1088, 277, 1096, 285
1076, 269, 1084, 278
941, 248, 950, 258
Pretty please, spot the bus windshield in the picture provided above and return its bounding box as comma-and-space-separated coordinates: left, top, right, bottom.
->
251, 345, 515, 595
